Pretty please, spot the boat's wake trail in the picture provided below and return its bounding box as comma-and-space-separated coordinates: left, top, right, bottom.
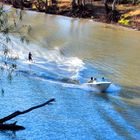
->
0, 36, 120, 93
0, 37, 85, 86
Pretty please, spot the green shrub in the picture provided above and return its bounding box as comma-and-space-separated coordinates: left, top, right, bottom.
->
118, 18, 130, 25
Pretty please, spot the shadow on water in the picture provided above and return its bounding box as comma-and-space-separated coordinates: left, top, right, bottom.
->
0, 131, 15, 139
0, 88, 5, 97
0, 131, 26, 140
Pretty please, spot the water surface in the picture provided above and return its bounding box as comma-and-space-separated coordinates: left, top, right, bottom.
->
0, 8, 140, 140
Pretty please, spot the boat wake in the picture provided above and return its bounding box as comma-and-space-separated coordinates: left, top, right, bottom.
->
0, 36, 120, 93
0, 36, 85, 85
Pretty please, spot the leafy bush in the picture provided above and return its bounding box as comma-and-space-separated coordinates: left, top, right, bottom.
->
118, 18, 129, 25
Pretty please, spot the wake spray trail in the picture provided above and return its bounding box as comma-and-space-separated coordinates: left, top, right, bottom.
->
0, 35, 120, 93
0, 35, 85, 86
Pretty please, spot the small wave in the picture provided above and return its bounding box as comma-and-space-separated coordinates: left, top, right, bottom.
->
106, 84, 121, 93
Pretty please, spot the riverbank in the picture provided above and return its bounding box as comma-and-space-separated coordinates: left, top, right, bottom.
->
57, 1, 140, 30
1, 1, 140, 30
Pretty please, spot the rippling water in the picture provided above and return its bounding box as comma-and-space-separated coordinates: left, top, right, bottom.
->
0, 7, 140, 140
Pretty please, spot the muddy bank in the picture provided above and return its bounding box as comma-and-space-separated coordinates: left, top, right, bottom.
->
57, 3, 140, 30
1, 1, 140, 30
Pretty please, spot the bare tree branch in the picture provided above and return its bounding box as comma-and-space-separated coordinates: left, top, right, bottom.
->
0, 98, 55, 124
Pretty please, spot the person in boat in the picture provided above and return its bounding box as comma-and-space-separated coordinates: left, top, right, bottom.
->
102, 77, 105, 81
88, 77, 93, 83
93, 78, 97, 83
28, 52, 33, 61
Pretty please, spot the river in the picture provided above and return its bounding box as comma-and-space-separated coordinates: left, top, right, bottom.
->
0, 8, 140, 140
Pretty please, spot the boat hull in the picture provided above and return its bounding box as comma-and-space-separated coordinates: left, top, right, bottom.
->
86, 82, 111, 92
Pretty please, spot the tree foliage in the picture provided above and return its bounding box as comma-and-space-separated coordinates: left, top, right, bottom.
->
0, 5, 31, 92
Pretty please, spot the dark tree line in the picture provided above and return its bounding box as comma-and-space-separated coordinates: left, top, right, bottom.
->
4, 0, 58, 12
3, 0, 140, 22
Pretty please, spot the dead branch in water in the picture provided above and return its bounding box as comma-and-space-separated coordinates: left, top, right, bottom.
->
0, 98, 55, 131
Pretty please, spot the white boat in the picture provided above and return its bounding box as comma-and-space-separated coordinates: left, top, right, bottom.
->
86, 81, 111, 92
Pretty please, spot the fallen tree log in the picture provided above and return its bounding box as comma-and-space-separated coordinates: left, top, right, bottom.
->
0, 98, 55, 131
0, 123, 25, 131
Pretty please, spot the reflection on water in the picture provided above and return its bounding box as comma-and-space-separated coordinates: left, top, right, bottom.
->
0, 7, 140, 140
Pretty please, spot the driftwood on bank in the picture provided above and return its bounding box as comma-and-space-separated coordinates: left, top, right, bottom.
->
0, 98, 55, 131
